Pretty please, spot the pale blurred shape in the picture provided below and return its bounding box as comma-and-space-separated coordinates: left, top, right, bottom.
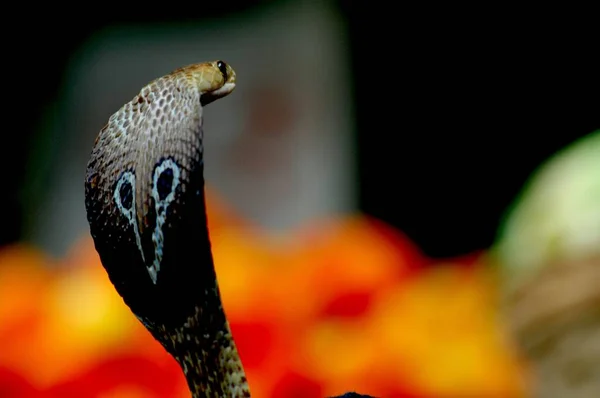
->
495, 130, 600, 398
495, 129, 600, 287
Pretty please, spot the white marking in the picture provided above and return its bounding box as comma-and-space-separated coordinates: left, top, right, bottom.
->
149, 159, 181, 284
114, 172, 146, 264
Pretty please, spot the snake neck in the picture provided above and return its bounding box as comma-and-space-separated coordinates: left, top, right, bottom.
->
122, 176, 250, 397
148, 300, 250, 398
131, 188, 251, 398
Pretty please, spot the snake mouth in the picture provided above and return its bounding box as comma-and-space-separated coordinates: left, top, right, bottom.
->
200, 82, 236, 106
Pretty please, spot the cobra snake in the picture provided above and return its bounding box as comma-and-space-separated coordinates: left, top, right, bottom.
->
84, 60, 373, 398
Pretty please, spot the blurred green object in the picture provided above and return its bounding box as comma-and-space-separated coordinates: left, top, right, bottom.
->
494, 129, 600, 289
494, 129, 600, 398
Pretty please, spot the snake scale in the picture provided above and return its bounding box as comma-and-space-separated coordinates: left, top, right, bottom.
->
84, 60, 373, 398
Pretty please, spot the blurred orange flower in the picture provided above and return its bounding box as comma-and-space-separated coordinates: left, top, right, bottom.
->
0, 189, 529, 397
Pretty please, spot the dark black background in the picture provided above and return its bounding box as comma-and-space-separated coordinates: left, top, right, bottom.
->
2, 2, 598, 258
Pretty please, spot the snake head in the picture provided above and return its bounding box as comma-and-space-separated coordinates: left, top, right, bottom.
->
199, 60, 237, 106
84, 61, 236, 330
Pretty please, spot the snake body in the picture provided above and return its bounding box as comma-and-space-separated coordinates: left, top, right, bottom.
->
84, 60, 372, 397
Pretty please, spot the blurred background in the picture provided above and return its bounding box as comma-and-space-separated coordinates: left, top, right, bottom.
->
1, 1, 599, 397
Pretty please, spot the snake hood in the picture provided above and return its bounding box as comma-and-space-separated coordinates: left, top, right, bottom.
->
85, 60, 235, 325
84, 61, 248, 397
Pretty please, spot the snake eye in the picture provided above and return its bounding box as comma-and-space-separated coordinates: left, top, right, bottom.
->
216, 60, 228, 81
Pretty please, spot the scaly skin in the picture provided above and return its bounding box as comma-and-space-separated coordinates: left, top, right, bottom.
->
84, 60, 249, 397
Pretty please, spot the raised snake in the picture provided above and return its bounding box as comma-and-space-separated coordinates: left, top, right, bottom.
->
84, 60, 373, 398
